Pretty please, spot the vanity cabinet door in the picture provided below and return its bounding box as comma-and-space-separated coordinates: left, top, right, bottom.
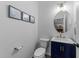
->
64, 43, 76, 58
51, 41, 76, 58
51, 42, 61, 58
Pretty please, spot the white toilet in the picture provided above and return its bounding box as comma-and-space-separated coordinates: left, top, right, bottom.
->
34, 38, 49, 58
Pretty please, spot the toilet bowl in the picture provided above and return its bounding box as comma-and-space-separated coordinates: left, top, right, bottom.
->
34, 47, 46, 58
34, 38, 49, 58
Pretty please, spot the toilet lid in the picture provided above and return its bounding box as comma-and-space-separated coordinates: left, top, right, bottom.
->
34, 48, 46, 56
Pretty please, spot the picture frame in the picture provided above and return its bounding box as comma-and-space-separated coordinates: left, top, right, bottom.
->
8, 5, 22, 20
29, 15, 35, 23
22, 12, 30, 22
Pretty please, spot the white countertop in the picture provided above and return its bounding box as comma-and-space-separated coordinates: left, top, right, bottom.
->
51, 37, 75, 44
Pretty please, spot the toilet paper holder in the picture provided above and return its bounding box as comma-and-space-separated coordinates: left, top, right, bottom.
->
14, 45, 23, 51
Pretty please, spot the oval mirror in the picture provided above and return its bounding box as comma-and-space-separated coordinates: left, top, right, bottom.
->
54, 11, 71, 33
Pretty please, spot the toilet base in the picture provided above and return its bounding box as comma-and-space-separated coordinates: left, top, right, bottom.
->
34, 48, 46, 58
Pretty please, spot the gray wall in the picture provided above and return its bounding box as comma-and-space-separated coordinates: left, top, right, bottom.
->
0, 1, 38, 58
75, 2, 79, 58
38, 1, 74, 40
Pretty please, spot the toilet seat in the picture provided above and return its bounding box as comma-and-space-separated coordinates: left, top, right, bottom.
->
34, 48, 46, 57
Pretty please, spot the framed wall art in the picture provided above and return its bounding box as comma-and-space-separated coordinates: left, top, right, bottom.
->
22, 12, 30, 22
8, 5, 22, 20
29, 15, 35, 23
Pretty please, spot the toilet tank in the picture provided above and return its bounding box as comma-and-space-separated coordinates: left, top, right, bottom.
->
39, 38, 49, 48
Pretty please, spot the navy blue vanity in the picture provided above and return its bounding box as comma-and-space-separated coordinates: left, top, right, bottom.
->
51, 37, 76, 58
